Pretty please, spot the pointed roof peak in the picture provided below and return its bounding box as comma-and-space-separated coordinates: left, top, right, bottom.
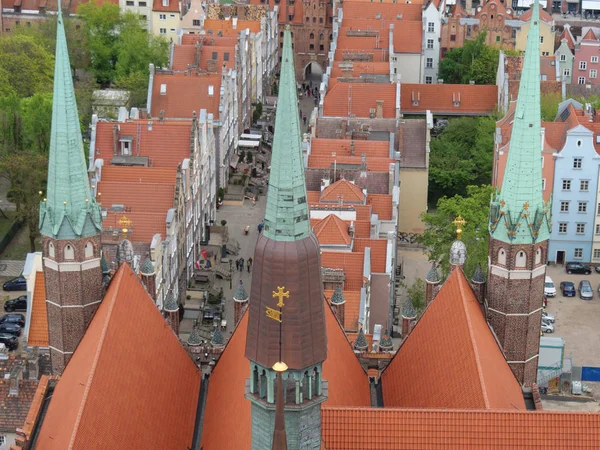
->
330, 285, 346, 305
262, 27, 310, 242
163, 292, 178, 312
39, 6, 102, 240
472, 264, 486, 284
402, 299, 417, 319
583, 28, 597, 41
188, 325, 202, 346
212, 327, 224, 346
140, 257, 154, 275
354, 328, 369, 351
490, 0, 550, 245
233, 279, 249, 302
426, 264, 441, 283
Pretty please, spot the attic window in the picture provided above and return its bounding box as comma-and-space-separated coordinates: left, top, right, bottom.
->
162, 0, 168, 6
120, 136, 133, 156
224, 52, 230, 61
208, 85, 214, 96
212, 51, 218, 60
160, 84, 167, 95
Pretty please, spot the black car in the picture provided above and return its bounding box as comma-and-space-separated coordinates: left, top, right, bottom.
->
565, 262, 592, 275
0, 314, 25, 327
0, 333, 18, 351
0, 323, 21, 336
2, 276, 26, 291
3, 295, 27, 312
560, 281, 576, 297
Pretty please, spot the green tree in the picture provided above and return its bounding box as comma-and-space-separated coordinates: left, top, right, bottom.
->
428, 116, 495, 202
0, 95, 23, 153
0, 34, 54, 97
401, 278, 426, 314
541, 92, 562, 122
114, 71, 148, 108
21, 93, 53, 155
0, 152, 48, 251
419, 185, 493, 278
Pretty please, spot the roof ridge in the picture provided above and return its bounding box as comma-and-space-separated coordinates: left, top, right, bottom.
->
455, 269, 490, 409
68, 267, 124, 449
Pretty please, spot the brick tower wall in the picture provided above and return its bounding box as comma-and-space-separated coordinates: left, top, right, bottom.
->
234, 301, 248, 327
141, 273, 156, 301
43, 235, 103, 375
425, 281, 437, 306
331, 303, 345, 328
487, 238, 547, 385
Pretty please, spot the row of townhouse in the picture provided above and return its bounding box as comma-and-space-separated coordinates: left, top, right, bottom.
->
88, 110, 217, 308
554, 25, 600, 87
494, 99, 600, 265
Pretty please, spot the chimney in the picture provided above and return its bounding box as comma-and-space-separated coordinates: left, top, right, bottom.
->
375, 100, 384, 119
232, 17, 238, 29
159, 110, 165, 124
9, 365, 24, 396
207, 59, 218, 72
112, 125, 119, 156
147, 63, 155, 114
27, 349, 40, 380
349, 140, 355, 156
341, 119, 348, 137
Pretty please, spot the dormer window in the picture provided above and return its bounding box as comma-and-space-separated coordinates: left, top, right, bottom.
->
120, 136, 133, 156
162, 0, 168, 6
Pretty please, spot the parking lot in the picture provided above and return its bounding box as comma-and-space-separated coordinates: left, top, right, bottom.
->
0, 275, 28, 354
544, 264, 600, 367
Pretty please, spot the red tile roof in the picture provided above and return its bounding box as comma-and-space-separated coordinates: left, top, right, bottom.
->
520, 5, 553, 23
200, 303, 371, 449
151, 72, 222, 119
353, 220, 371, 239
203, 18, 261, 34
560, 27, 575, 50
381, 269, 525, 410
337, 34, 389, 53
308, 155, 394, 172
583, 28, 597, 41
401, 84, 498, 115
0, 355, 41, 433
100, 165, 178, 184
98, 180, 174, 214
313, 214, 352, 245
94, 121, 192, 168
28, 271, 49, 348
333, 48, 388, 63
103, 211, 167, 243
181, 34, 239, 46
322, 407, 600, 449
152, 0, 179, 12
353, 239, 387, 273
341, 0, 423, 21
325, 289, 362, 330
392, 21, 422, 53
171, 44, 198, 71
366, 193, 393, 220
355, 205, 372, 222
330, 61, 390, 78
324, 83, 396, 118
35, 264, 201, 450
321, 179, 365, 203
310, 138, 390, 158
321, 252, 365, 291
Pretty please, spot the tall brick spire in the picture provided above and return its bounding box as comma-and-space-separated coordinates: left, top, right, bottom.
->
486, 0, 550, 386
40, 3, 103, 375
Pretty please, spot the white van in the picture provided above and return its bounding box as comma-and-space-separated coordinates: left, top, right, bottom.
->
544, 276, 556, 297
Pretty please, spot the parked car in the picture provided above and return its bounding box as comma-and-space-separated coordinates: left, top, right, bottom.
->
0, 314, 25, 327
566, 262, 592, 275
544, 276, 556, 297
595, 265, 600, 274
542, 311, 555, 323
2, 276, 26, 292
579, 280, 594, 300
3, 295, 27, 312
541, 322, 555, 333
560, 281, 576, 297
0, 323, 21, 336
0, 333, 18, 351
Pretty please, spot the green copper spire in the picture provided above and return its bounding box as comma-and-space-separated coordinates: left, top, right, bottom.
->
263, 26, 310, 242
489, 0, 551, 244
39, 5, 101, 240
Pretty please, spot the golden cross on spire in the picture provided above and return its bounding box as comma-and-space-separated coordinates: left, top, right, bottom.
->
452, 216, 467, 241
272, 286, 289, 308
118, 215, 132, 237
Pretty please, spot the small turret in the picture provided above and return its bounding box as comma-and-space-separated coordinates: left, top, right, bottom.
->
425, 264, 441, 306
401, 299, 417, 338
233, 280, 249, 327
329, 285, 346, 326
163, 292, 180, 336
471, 264, 486, 304
354, 328, 369, 352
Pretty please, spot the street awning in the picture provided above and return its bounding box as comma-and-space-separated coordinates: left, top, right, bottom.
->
583, 0, 600, 9
229, 156, 239, 169
240, 133, 261, 140
516, 0, 547, 6
238, 140, 260, 148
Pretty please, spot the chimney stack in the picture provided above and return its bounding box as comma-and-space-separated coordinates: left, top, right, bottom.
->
425, 264, 441, 306
349, 140, 355, 156
375, 100, 384, 119
112, 124, 119, 156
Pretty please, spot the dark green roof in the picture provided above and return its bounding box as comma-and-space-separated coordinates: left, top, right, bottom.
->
163, 292, 178, 312
212, 327, 224, 346
233, 280, 249, 301
472, 264, 486, 284
330, 285, 345, 305
402, 299, 417, 319
188, 326, 202, 346
379, 331, 393, 350
140, 257, 154, 275
354, 328, 368, 350
426, 264, 440, 283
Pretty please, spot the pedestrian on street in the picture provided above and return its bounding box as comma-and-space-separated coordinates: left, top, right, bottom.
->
235, 259, 240, 271
247, 259, 252, 272
309, 80, 313, 89
303, 115, 307, 126
240, 257, 245, 272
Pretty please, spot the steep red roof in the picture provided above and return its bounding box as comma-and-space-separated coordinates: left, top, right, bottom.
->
321, 179, 365, 203
322, 408, 600, 449
313, 214, 352, 245
311, 138, 390, 158
203, 18, 261, 34
28, 271, 49, 348
0, 355, 41, 434
582, 28, 597, 41
560, 27, 575, 50
151, 72, 222, 119
367, 193, 393, 220
325, 289, 361, 330
330, 61, 390, 78
353, 239, 387, 273
152, 0, 179, 12
401, 84, 497, 115
171, 44, 198, 71
35, 264, 201, 450
382, 269, 525, 410
392, 21, 422, 54
324, 83, 396, 118
321, 252, 365, 291
341, 0, 423, 21
520, 5, 553, 23
308, 155, 394, 172
200, 303, 371, 449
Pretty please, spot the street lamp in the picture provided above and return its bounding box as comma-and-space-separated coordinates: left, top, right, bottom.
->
229, 259, 233, 289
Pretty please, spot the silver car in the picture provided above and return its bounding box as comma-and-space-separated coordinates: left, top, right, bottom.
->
542, 311, 555, 323
579, 280, 594, 301
541, 322, 554, 333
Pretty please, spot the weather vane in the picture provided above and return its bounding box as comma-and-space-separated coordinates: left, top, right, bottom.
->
452, 216, 467, 241
118, 215, 132, 237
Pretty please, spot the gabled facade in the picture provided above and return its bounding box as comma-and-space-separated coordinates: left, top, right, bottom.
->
572, 29, 600, 85
422, 0, 445, 84
152, 0, 180, 39
556, 38, 575, 84
515, 6, 555, 56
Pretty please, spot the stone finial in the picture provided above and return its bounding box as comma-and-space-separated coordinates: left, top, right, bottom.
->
140, 257, 154, 275
163, 292, 178, 312
354, 328, 369, 351
401, 299, 417, 319
330, 285, 345, 304
211, 326, 224, 346
188, 326, 202, 346
425, 264, 441, 284
379, 330, 393, 351
116, 239, 134, 266
449, 240, 467, 267
471, 264, 486, 284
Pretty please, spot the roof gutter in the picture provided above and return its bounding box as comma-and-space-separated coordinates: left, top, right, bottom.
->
190, 373, 210, 450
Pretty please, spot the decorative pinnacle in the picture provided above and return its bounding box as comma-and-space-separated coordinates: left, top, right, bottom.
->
452, 216, 467, 241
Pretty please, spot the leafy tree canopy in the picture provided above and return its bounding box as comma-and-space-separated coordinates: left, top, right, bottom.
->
419, 185, 493, 279
428, 116, 495, 203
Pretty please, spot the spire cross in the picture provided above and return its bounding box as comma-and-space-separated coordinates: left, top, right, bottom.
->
453, 216, 467, 241
272, 286, 289, 308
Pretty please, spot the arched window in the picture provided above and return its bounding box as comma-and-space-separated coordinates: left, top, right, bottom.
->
280, 31, 283, 37
313, 17, 316, 22
535, 248, 542, 265
310, 43, 314, 50
319, 17, 323, 23
498, 248, 506, 265
310, 32, 315, 39
84, 242, 94, 258
329, 33, 333, 41
319, 33, 324, 40
48, 242, 55, 258
306, 16, 310, 22
64, 244, 74, 260
515, 250, 526, 268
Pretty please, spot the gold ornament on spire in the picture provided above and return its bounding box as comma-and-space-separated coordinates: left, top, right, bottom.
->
118, 215, 132, 237
452, 216, 467, 241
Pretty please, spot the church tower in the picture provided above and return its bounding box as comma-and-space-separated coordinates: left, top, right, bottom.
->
39, 3, 103, 375
245, 27, 328, 450
487, 0, 551, 386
